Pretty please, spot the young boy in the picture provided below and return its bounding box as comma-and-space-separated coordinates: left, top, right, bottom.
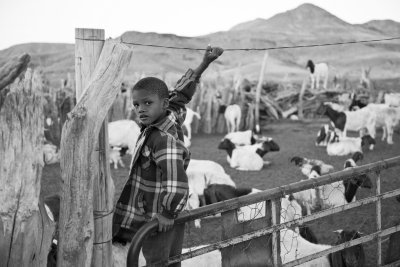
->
112, 45, 224, 266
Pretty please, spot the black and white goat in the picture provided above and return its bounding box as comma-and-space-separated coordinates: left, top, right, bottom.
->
306, 60, 329, 90
218, 138, 280, 171
316, 102, 377, 139
223, 129, 256, 146
326, 134, 376, 156
315, 124, 339, 147
290, 156, 334, 176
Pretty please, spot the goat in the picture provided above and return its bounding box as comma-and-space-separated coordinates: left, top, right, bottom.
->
348, 93, 368, 111
224, 104, 241, 133
109, 147, 128, 169
312, 158, 372, 210
291, 167, 320, 215
329, 230, 366, 267
223, 129, 256, 146
315, 124, 339, 147
384, 93, 400, 107
364, 103, 399, 144
343, 152, 373, 202
218, 138, 280, 171
306, 60, 329, 90
186, 159, 236, 207
316, 102, 377, 139
183, 107, 201, 140
290, 156, 334, 176
108, 120, 140, 155
326, 135, 376, 156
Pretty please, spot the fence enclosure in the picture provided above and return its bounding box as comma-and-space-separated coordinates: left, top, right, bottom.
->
128, 156, 400, 267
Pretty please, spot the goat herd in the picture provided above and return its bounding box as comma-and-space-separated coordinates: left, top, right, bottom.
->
44, 91, 400, 266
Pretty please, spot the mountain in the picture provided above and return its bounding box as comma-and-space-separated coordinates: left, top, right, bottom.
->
1, 3, 400, 88
361, 19, 400, 36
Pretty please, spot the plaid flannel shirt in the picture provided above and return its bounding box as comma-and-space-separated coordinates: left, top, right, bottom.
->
114, 69, 199, 230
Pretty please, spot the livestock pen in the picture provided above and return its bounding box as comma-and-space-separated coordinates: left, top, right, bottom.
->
128, 156, 400, 267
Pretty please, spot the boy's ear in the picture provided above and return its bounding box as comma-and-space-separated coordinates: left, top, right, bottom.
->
162, 98, 169, 110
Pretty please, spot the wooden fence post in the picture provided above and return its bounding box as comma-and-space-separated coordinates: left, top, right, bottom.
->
298, 78, 308, 121
74, 28, 115, 267
0, 68, 55, 267
254, 52, 268, 133
57, 38, 132, 267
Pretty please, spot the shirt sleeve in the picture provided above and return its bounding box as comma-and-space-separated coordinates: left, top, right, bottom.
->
152, 133, 189, 219
168, 69, 200, 126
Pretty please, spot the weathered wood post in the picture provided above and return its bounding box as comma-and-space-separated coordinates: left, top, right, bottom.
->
57, 34, 132, 266
254, 52, 268, 133
298, 77, 308, 121
0, 65, 55, 267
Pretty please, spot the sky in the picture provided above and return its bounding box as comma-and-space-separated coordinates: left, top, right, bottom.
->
1, 0, 400, 50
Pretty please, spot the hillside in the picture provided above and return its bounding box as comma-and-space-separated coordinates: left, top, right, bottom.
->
1, 3, 400, 88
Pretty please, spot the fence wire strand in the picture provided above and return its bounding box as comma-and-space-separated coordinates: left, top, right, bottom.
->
72, 36, 400, 52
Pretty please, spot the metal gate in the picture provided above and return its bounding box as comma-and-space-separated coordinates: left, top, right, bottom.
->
127, 156, 400, 267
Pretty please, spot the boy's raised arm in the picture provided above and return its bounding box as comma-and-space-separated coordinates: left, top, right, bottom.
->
168, 46, 224, 117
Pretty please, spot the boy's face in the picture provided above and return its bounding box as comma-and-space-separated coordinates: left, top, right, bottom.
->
131, 89, 169, 126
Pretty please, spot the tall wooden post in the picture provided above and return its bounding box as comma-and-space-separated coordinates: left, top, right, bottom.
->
298, 77, 308, 121
254, 52, 268, 133
57, 33, 132, 266
0, 68, 55, 267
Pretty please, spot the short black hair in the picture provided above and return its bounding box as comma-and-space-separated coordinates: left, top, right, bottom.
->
131, 77, 169, 99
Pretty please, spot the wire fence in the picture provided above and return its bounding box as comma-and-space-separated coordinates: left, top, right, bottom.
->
126, 156, 400, 267
73, 36, 400, 52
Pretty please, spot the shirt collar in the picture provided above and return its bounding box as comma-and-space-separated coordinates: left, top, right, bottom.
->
139, 111, 176, 133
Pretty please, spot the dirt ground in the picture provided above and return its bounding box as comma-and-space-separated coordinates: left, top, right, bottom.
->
41, 119, 400, 266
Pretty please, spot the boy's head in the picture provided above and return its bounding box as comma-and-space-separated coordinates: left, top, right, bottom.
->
131, 77, 169, 126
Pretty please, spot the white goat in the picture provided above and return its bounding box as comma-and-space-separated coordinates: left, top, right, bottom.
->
306, 60, 329, 90
224, 104, 241, 133
291, 168, 320, 215
186, 159, 236, 216
326, 135, 376, 156
108, 120, 140, 155
364, 103, 399, 144
112, 243, 221, 267
109, 147, 126, 169
384, 93, 400, 107
183, 107, 201, 140
280, 228, 332, 266
224, 129, 254, 146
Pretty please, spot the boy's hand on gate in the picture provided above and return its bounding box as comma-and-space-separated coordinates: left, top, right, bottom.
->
152, 214, 174, 232
203, 45, 224, 65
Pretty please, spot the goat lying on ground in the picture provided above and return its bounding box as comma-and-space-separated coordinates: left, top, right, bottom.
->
290, 156, 334, 176
223, 129, 256, 146
218, 138, 280, 171
183, 107, 201, 140
326, 134, 376, 156
224, 104, 241, 133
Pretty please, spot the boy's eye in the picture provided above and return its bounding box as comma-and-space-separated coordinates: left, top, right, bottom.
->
133, 104, 139, 108
145, 101, 152, 105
